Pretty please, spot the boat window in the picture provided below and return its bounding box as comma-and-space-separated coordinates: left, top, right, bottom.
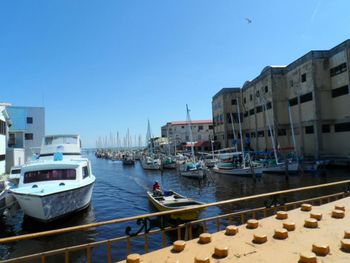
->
11, 169, 21, 174
24, 169, 76, 183
44, 136, 78, 145
82, 166, 89, 179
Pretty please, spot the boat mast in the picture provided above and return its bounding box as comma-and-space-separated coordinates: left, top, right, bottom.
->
288, 104, 297, 157
166, 124, 171, 156
236, 98, 246, 167
186, 104, 195, 162
230, 112, 238, 153
263, 100, 279, 164
147, 119, 153, 154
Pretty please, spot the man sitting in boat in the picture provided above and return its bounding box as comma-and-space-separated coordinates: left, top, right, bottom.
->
152, 181, 162, 196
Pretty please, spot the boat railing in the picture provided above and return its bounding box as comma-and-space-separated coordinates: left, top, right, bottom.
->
1, 179, 350, 262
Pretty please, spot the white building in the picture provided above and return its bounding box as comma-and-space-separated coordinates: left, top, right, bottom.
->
7, 106, 45, 162
0, 103, 11, 175
161, 120, 214, 153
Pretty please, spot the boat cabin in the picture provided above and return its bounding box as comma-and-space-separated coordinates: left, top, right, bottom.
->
39, 135, 81, 158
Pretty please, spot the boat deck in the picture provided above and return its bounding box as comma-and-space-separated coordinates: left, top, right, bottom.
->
120, 196, 350, 263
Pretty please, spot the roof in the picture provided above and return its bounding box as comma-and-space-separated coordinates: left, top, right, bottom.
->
212, 88, 240, 100
170, 120, 213, 126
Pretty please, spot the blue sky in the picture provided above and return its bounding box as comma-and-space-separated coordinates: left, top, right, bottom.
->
1, 0, 349, 147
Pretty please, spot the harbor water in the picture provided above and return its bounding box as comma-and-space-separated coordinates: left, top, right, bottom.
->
0, 153, 349, 262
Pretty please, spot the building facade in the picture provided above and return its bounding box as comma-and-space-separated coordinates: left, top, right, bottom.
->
7, 106, 45, 162
212, 88, 241, 149
161, 120, 214, 153
0, 103, 11, 175
212, 39, 350, 159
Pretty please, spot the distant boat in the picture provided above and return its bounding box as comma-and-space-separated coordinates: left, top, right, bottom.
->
147, 190, 204, 221
11, 135, 96, 222
122, 153, 135, 165
179, 105, 205, 179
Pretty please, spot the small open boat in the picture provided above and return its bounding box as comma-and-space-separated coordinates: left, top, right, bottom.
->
147, 190, 204, 221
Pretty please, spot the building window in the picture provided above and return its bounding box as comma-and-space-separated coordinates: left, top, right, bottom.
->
289, 80, 294, 87
181, 126, 184, 129
27, 117, 33, 124
332, 85, 349, 98
301, 73, 306, 82
250, 94, 253, 101
289, 97, 298, 106
231, 99, 237, 105
198, 125, 203, 130
0, 154, 5, 161
249, 109, 255, 115
257, 131, 264, 137
278, 129, 286, 136
305, 126, 314, 134
265, 86, 268, 93
322, 124, 330, 133
0, 120, 6, 135
268, 130, 274, 137
256, 91, 260, 97
266, 102, 272, 110
250, 132, 256, 138
300, 92, 313, 104
25, 133, 33, 140
330, 62, 347, 77
209, 125, 213, 130
244, 111, 248, 117
256, 105, 263, 113
334, 122, 350, 132
243, 97, 246, 104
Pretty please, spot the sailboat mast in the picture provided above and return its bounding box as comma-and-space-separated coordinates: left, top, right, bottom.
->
263, 101, 279, 164
186, 104, 195, 162
236, 98, 246, 167
288, 104, 297, 156
230, 112, 238, 153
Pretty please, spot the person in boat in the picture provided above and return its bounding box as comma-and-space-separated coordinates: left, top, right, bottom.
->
152, 181, 162, 196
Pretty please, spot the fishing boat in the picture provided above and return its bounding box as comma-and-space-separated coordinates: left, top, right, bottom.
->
11, 135, 95, 222
141, 120, 161, 170
179, 105, 205, 179
147, 190, 204, 221
213, 99, 263, 177
141, 155, 161, 170
161, 156, 177, 169
122, 153, 135, 165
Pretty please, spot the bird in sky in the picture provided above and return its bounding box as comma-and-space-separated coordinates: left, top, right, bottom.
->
245, 18, 252, 24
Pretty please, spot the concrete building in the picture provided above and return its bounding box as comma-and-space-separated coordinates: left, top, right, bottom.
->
212, 39, 350, 159
7, 106, 45, 162
161, 120, 214, 153
212, 88, 242, 149
0, 103, 11, 175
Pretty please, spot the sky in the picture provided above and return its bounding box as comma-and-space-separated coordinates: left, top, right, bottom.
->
1, 0, 349, 147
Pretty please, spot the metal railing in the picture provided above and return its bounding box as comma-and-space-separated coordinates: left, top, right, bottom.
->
1, 179, 350, 262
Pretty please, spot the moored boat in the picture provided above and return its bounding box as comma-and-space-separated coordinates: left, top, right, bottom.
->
147, 190, 204, 221
11, 135, 95, 222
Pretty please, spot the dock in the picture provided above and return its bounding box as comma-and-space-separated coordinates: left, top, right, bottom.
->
121, 197, 350, 263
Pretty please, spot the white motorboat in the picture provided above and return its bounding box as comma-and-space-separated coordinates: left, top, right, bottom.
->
141, 156, 161, 170
179, 162, 205, 179
11, 135, 95, 222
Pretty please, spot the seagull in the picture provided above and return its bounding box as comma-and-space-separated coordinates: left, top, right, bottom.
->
245, 18, 252, 24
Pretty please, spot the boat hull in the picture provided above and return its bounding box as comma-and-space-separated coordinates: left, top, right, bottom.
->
147, 192, 202, 221
12, 182, 94, 222
213, 166, 263, 177
180, 169, 205, 179
262, 162, 299, 174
